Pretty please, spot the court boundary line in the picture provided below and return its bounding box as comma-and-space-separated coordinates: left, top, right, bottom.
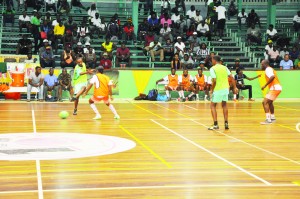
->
183, 104, 199, 110
119, 125, 172, 168
32, 109, 44, 199
0, 183, 297, 195
151, 119, 272, 186
153, 103, 300, 165
127, 100, 166, 120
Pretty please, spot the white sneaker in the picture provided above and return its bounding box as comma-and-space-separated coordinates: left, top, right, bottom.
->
271, 117, 276, 122
93, 115, 101, 120
260, 119, 272, 125
114, 115, 120, 119
218, 39, 222, 41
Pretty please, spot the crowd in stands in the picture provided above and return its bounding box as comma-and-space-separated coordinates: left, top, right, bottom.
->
1, 0, 299, 71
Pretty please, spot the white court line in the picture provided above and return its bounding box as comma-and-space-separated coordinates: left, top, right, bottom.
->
31, 109, 44, 199
183, 104, 198, 110
0, 183, 297, 195
151, 119, 272, 186
190, 119, 300, 165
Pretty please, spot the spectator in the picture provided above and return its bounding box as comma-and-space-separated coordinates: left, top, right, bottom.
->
198, 61, 208, 70
280, 54, 294, 70
181, 54, 194, 69
171, 11, 180, 24
197, 20, 211, 41
159, 22, 173, 43
27, 66, 44, 102
90, 13, 106, 37
26, 0, 43, 11
40, 20, 52, 41
137, 18, 149, 42
294, 54, 300, 69
44, 68, 58, 101
63, 30, 74, 49
233, 58, 245, 73
77, 22, 91, 44
30, 12, 41, 53
24, 53, 37, 63
71, 0, 86, 10
73, 42, 84, 57
294, 35, 300, 50
143, 31, 155, 56
139, 0, 147, 15
160, 13, 172, 27
123, 18, 135, 42
204, 51, 215, 68
247, 9, 261, 28
116, 42, 132, 67
58, 68, 74, 102
61, 47, 76, 68
84, 48, 97, 69
145, 38, 164, 61
65, 16, 77, 35
246, 24, 262, 45
161, 0, 171, 13
174, 36, 186, 58
189, 32, 201, 54
172, 0, 186, 15
207, 0, 218, 34
237, 8, 248, 29
39, 39, 53, 57
176, 15, 188, 35
216, 2, 226, 41
234, 68, 260, 101
163, 38, 174, 61
43, 11, 52, 25
45, 0, 56, 12
54, 20, 65, 52
100, 52, 112, 69
186, 24, 196, 39
107, 17, 120, 38
266, 24, 278, 42
195, 43, 210, 62
268, 46, 280, 67
171, 53, 181, 70
264, 40, 273, 60
52, 14, 61, 27
83, 42, 95, 54
293, 11, 300, 32
148, 12, 160, 33
145, 0, 154, 15
289, 47, 300, 62
16, 34, 32, 55
194, 10, 203, 26
101, 37, 115, 59
227, 0, 237, 20
279, 46, 289, 60
3, 6, 15, 27
40, 46, 55, 68
186, 5, 196, 27
87, 3, 98, 18
19, 11, 30, 32
58, 0, 70, 14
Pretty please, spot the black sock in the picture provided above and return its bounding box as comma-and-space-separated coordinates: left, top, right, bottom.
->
214, 121, 218, 126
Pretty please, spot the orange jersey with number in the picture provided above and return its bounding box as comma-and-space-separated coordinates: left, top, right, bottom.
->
93, 73, 110, 97
265, 66, 281, 89
181, 74, 191, 87
168, 74, 179, 87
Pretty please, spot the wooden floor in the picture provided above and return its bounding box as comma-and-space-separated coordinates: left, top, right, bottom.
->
0, 100, 300, 199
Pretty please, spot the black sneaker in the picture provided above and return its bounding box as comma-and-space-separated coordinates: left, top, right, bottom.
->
225, 123, 229, 130
208, 125, 219, 130
70, 97, 77, 102
73, 109, 77, 115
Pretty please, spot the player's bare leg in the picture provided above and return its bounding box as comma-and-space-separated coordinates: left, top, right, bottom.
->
261, 98, 272, 124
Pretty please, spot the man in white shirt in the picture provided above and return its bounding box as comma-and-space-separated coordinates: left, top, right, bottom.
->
174, 36, 186, 58
237, 8, 248, 29
159, 23, 173, 43
279, 46, 289, 60
197, 20, 211, 41
266, 24, 278, 42
77, 22, 90, 44
215, 3, 226, 41
147, 38, 164, 62
90, 13, 106, 37
45, 0, 56, 12
19, 11, 30, 32
186, 5, 196, 28
171, 11, 180, 23
293, 11, 300, 32
194, 10, 203, 26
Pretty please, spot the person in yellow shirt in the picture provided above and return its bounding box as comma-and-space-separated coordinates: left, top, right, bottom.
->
83, 66, 120, 120
101, 37, 115, 59
54, 20, 65, 52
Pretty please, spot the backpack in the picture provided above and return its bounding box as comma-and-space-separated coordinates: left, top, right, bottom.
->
147, 89, 158, 101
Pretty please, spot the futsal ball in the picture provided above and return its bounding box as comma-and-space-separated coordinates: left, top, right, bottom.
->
59, 111, 69, 119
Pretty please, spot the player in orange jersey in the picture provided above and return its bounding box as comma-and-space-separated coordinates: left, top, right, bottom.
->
260, 60, 282, 124
194, 68, 208, 101
156, 68, 181, 101
82, 66, 120, 120
180, 69, 196, 101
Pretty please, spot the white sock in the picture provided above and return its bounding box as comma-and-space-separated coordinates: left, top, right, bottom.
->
204, 94, 207, 99
271, 114, 275, 119
178, 91, 182, 98
196, 94, 199, 99
109, 104, 118, 116
266, 113, 271, 121
180, 90, 184, 98
234, 94, 236, 100
166, 90, 170, 97
90, 103, 100, 116
188, 92, 194, 98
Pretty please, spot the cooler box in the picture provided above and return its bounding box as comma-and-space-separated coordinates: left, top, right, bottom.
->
11, 72, 25, 87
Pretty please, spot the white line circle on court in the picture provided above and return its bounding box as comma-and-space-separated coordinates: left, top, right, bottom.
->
296, 123, 300, 133
0, 133, 136, 160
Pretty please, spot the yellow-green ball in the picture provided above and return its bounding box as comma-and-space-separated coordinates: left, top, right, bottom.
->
59, 111, 69, 119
